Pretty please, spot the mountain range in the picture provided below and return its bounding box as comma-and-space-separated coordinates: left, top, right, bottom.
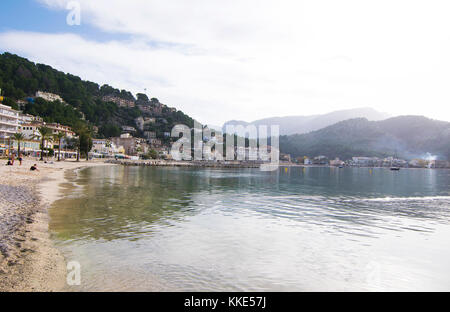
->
223, 107, 390, 136
1, 52, 448, 161
279, 116, 450, 161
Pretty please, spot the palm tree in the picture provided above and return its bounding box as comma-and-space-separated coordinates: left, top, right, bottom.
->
105, 140, 112, 154
13, 132, 25, 156
73, 136, 81, 162
53, 132, 66, 161
72, 136, 81, 162
65, 136, 80, 161
84, 131, 92, 161
37, 126, 53, 161
74, 125, 92, 161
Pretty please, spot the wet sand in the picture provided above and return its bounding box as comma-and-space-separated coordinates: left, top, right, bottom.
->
0, 158, 112, 292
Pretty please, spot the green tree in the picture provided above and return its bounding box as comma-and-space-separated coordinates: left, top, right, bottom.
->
99, 124, 121, 138
66, 136, 81, 162
74, 125, 93, 161
36, 126, 53, 161
80, 131, 92, 161
13, 132, 25, 155
53, 132, 66, 161
148, 149, 158, 159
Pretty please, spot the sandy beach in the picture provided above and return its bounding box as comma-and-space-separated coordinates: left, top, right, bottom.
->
0, 158, 112, 292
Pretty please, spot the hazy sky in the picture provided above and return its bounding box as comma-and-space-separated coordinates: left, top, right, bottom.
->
1, 0, 450, 125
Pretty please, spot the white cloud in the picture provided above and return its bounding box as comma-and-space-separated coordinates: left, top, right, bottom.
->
2, 0, 450, 124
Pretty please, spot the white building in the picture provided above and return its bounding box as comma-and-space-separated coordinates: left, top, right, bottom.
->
91, 139, 119, 156
0, 104, 19, 139
46, 123, 76, 138
19, 123, 41, 140
144, 131, 157, 139
304, 158, 312, 165
19, 113, 34, 124
122, 126, 136, 133
18, 122, 75, 151
35, 91, 64, 103
18, 113, 42, 125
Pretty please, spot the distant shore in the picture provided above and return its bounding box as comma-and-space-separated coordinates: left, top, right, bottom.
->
106, 159, 449, 170
107, 159, 263, 168
0, 158, 112, 292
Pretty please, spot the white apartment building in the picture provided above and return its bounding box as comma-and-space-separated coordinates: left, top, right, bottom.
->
91, 139, 119, 155
35, 91, 64, 103
18, 113, 42, 124
19, 122, 75, 149
0, 104, 19, 139
19, 113, 34, 124
46, 123, 76, 138
19, 122, 42, 140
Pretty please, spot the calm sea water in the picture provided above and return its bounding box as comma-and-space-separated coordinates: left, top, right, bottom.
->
49, 166, 450, 291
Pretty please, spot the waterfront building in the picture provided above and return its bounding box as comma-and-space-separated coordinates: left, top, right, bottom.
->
19, 113, 35, 124
20, 121, 75, 139
330, 158, 345, 166
351, 156, 382, 167
0, 103, 19, 139
18, 122, 41, 140
46, 123, 76, 137
313, 155, 329, 165
111, 134, 139, 155
91, 139, 118, 156
428, 160, 450, 169
409, 159, 428, 168
11, 139, 41, 155
18, 121, 75, 151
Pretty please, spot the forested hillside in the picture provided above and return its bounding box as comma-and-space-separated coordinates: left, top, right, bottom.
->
0, 53, 194, 137
280, 116, 450, 160
223, 107, 390, 136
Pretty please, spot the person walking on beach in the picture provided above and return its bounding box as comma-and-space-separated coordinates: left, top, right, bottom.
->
10, 153, 15, 166
18, 153, 23, 166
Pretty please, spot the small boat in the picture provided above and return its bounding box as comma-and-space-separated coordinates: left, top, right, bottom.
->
390, 167, 400, 171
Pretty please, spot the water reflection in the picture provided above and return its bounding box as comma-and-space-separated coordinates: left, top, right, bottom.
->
49, 166, 450, 291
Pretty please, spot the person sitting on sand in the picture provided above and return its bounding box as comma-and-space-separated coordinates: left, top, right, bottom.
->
6, 160, 12, 166
30, 164, 39, 171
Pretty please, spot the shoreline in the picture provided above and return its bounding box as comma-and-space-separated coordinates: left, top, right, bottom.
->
0, 158, 112, 292
106, 159, 450, 170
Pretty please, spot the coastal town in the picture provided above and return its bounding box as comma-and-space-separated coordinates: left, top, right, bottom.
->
284, 155, 450, 169
1, 91, 449, 169
2, 1, 450, 297
0, 90, 174, 161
